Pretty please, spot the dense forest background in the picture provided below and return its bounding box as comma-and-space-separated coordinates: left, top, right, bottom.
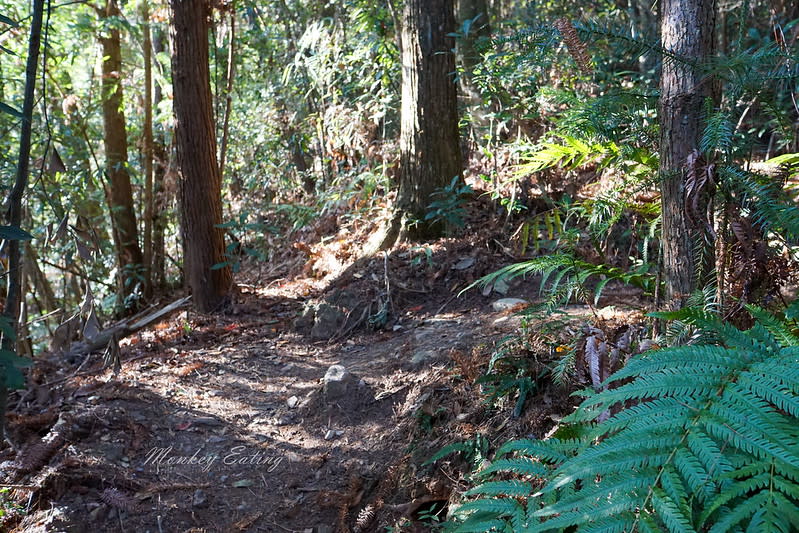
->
0, 0, 798, 530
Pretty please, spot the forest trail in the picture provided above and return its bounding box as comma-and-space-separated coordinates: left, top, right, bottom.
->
3, 213, 581, 533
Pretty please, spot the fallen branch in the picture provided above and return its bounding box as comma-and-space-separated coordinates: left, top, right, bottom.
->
61, 295, 192, 358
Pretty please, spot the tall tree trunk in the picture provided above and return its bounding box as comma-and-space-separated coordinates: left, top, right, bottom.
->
658, 0, 716, 307
218, 3, 236, 180
382, 0, 462, 247
2, 0, 45, 443
152, 27, 168, 290
170, 0, 233, 312
100, 0, 144, 310
141, 1, 154, 300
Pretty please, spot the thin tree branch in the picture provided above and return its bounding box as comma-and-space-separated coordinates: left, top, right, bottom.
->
2, 0, 45, 444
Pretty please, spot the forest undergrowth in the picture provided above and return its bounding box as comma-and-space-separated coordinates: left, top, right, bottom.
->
1, 1, 798, 531
0, 161, 639, 532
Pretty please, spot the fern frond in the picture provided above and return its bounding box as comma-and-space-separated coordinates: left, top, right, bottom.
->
494, 438, 579, 464
465, 480, 533, 498
452, 497, 525, 520
745, 305, 799, 346
720, 165, 799, 240
449, 308, 799, 532
649, 485, 695, 533
424, 441, 473, 465
577, 515, 637, 533
479, 457, 551, 479
701, 109, 734, 156
452, 518, 511, 533
517, 135, 620, 174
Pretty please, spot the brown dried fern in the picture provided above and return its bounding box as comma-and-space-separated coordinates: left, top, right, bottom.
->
554, 18, 592, 75
230, 512, 262, 531
13, 414, 71, 475
100, 487, 139, 512
353, 504, 376, 533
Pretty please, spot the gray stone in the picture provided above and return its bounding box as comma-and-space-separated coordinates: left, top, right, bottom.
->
293, 304, 316, 333
324, 429, 343, 441
323, 365, 356, 401
413, 327, 436, 343
491, 298, 529, 311
296, 290, 368, 339
311, 303, 346, 340
326, 289, 359, 311
275, 415, 293, 426
411, 349, 440, 367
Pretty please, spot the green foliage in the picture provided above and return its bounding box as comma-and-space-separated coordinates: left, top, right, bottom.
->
512, 90, 660, 266
0, 487, 24, 518
410, 245, 434, 269
467, 253, 655, 311
479, 335, 540, 418
517, 135, 622, 175
516, 210, 563, 255
533, 88, 659, 150
426, 176, 474, 229
720, 165, 799, 241
425, 434, 490, 472
447, 309, 799, 532
0, 315, 30, 390
212, 212, 276, 273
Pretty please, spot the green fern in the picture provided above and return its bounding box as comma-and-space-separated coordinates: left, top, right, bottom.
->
721, 165, 799, 240
517, 135, 622, 174
425, 435, 490, 470
447, 309, 799, 532
465, 253, 655, 310
700, 107, 735, 157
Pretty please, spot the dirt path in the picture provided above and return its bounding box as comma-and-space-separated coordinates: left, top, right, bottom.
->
0, 197, 603, 533
2, 271, 546, 533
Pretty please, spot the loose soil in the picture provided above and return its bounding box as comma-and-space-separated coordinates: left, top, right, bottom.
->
0, 197, 642, 533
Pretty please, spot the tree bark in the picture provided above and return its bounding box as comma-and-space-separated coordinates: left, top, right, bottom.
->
3, 0, 45, 443
151, 27, 168, 290
384, 0, 462, 246
658, 0, 716, 307
100, 0, 144, 310
218, 4, 236, 180
141, 1, 154, 300
170, 0, 233, 312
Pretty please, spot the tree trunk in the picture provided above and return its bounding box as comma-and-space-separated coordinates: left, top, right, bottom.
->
100, 0, 144, 310
152, 27, 168, 290
658, 0, 716, 307
384, 0, 462, 246
170, 0, 233, 312
218, 4, 236, 180
3, 0, 45, 443
141, 1, 154, 300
